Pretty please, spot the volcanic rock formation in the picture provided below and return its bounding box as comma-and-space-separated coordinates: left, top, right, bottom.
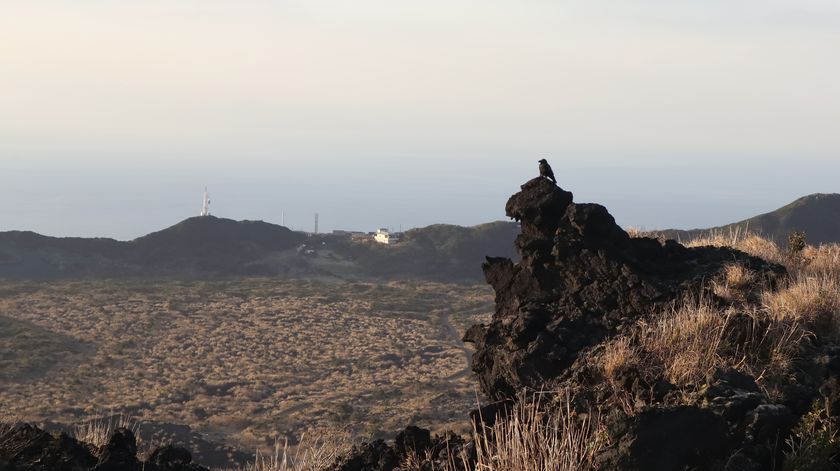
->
464, 177, 787, 400
457, 178, 840, 470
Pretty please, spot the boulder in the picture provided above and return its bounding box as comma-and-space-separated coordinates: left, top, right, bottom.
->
92, 428, 141, 471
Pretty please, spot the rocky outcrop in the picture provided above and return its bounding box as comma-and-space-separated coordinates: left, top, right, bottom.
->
326, 427, 471, 471
0, 424, 208, 471
464, 177, 786, 400
330, 178, 803, 470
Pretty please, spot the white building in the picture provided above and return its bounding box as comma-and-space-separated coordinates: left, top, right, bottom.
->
374, 228, 399, 245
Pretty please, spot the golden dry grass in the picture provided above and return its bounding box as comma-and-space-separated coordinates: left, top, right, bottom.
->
686, 231, 786, 266
637, 299, 731, 387
232, 431, 352, 471
763, 275, 840, 327
73, 414, 141, 450
598, 234, 840, 403
466, 393, 605, 471
600, 336, 638, 381
803, 245, 840, 277
712, 263, 758, 302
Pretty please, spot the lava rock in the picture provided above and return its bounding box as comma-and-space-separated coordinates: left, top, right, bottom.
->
328, 440, 399, 471
393, 426, 431, 458
597, 406, 730, 471
145, 445, 209, 471
466, 177, 787, 401
93, 428, 141, 471
0, 424, 97, 471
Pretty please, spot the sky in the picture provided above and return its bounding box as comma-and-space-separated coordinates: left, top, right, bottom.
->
1, 1, 839, 240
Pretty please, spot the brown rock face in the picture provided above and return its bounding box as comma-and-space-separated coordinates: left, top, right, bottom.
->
465, 177, 786, 401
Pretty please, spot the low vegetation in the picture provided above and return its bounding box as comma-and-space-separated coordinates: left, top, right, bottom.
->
597, 231, 840, 402
232, 431, 352, 471
465, 394, 606, 471
73, 414, 141, 450
783, 400, 840, 471
0, 278, 492, 456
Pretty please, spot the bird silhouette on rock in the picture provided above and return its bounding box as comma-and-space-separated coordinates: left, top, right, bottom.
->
538, 159, 556, 184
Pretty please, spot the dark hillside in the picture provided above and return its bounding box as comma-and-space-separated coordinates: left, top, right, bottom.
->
0, 232, 129, 278
129, 216, 306, 273
0, 218, 517, 281
329, 221, 519, 281
662, 193, 840, 244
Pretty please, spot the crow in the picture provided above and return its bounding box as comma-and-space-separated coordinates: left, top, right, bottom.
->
538, 159, 556, 184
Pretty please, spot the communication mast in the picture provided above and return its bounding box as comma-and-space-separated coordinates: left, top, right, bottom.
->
200, 187, 211, 217
314, 213, 319, 234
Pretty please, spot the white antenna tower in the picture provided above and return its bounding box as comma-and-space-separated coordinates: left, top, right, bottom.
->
200, 187, 211, 217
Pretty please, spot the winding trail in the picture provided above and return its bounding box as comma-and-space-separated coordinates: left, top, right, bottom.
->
438, 310, 475, 381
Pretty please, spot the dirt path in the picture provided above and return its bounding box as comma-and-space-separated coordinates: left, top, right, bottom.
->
438, 310, 476, 382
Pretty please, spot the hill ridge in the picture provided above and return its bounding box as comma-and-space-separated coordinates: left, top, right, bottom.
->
662, 192, 840, 245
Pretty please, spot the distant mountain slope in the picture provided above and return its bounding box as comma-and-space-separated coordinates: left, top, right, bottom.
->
329, 221, 519, 280
662, 193, 840, 245
130, 216, 306, 271
0, 231, 129, 278
0, 217, 306, 279
0, 218, 518, 281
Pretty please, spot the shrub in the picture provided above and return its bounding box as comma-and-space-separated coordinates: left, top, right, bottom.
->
784, 400, 840, 471
788, 231, 808, 258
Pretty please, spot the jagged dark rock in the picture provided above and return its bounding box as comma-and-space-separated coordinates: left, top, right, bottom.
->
392, 426, 431, 458
327, 428, 472, 471
0, 425, 209, 471
328, 439, 399, 471
597, 405, 729, 471
453, 177, 812, 469
0, 424, 97, 471
466, 177, 787, 401
93, 428, 140, 471
148, 446, 192, 468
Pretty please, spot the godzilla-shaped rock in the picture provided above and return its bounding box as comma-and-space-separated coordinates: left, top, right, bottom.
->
465, 177, 786, 400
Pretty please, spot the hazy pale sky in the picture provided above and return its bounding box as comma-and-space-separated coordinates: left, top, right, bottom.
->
2, 1, 839, 239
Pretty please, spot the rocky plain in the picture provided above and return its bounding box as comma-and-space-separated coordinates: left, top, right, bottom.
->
5, 177, 840, 470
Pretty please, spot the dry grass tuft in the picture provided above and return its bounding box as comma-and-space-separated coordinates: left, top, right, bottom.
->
73, 414, 140, 450
599, 295, 811, 398
638, 299, 730, 387
466, 393, 605, 471
803, 245, 840, 278
713, 264, 758, 302
0, 418, 17, 450
402, 393, 608, 471
600, 336, 639, 381
232, 430, 351, 471
763, 276, 840, 330
687, 231, 786, 266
